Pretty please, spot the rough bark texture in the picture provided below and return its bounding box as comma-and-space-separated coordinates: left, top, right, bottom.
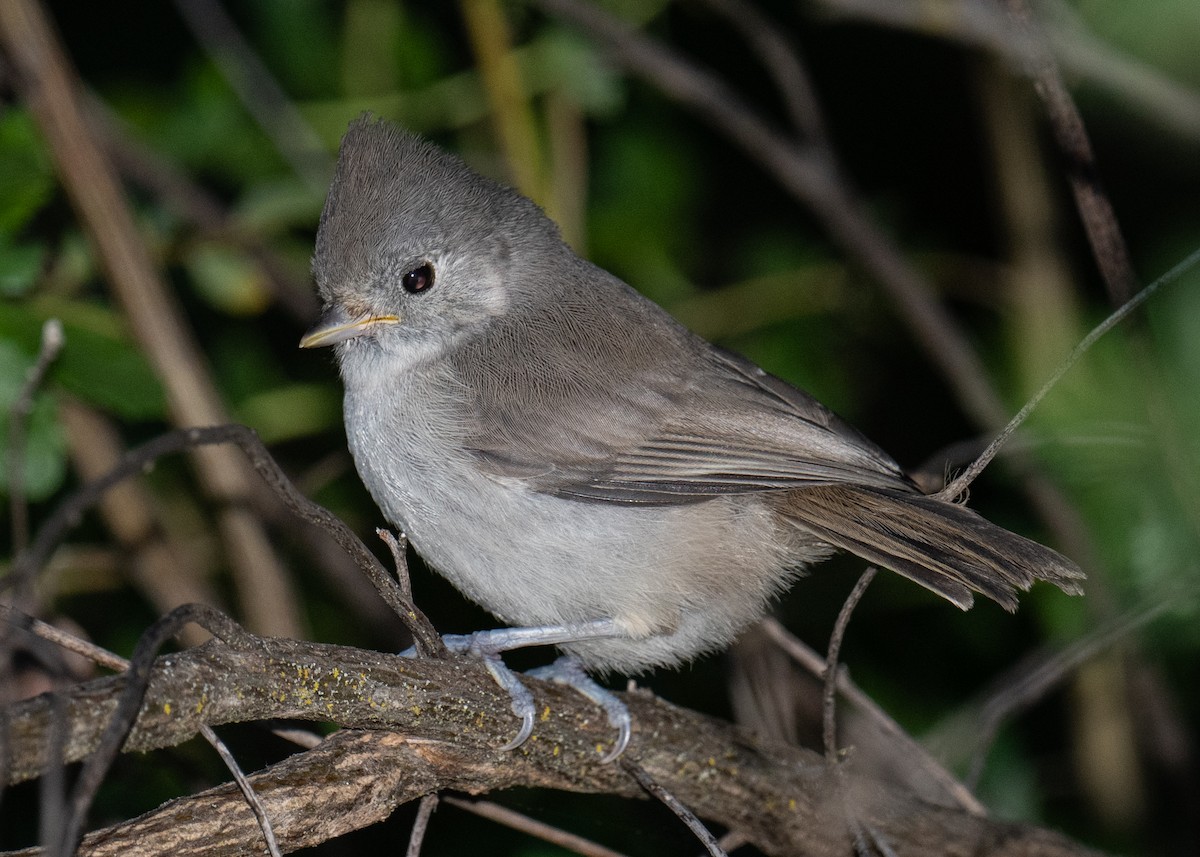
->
3, 637, 1106, 857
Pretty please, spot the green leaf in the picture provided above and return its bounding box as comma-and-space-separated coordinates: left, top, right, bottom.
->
0, 300, 166, 420
0, 239, 46, 297
235, 382, 341, 443
0, 110, 56, 236
185, 243, 272, 315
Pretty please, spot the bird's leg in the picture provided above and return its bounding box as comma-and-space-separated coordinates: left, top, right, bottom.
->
404, 619, 631, 758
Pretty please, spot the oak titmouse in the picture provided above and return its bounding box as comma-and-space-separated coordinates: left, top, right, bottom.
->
302, 117, 1083, 681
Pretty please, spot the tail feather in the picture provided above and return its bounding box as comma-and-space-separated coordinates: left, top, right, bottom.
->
779, 485, 1085, 611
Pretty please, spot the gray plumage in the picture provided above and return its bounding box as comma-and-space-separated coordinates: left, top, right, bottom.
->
308, 116, 1084, 673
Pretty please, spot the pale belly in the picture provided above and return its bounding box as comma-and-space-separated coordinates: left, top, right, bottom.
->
343, 379, 823, 673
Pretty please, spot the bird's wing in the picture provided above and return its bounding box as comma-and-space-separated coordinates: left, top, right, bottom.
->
451, 293, 915, 505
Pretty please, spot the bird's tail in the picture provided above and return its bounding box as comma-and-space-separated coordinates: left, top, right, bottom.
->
778, 485, 1085, 610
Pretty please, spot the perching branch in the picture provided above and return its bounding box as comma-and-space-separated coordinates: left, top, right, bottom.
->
0, 625, 1106, 857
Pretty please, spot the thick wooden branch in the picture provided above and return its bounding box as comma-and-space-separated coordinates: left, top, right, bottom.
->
2, 635, 1105, 856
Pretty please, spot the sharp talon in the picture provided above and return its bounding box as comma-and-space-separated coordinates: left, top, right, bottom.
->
473, 642, 537, 751
405, 626, 627, 755
529, 655, 634, 762
499, 705, 535, 751
599, 709, 632, 763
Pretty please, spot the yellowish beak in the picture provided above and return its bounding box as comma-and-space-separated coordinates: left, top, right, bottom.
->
299, 305, 401, 348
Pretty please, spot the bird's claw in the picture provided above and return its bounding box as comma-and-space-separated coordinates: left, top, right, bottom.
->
401, 624, 631, 758
528, 655, 631, 762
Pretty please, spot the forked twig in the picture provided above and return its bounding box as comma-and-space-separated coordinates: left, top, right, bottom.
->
378, 529, 444, 657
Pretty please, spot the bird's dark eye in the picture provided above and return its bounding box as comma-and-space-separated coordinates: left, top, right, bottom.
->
402, 262, 434, 294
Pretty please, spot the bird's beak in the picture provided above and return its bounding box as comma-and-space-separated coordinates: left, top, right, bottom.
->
299, 305, 401, 348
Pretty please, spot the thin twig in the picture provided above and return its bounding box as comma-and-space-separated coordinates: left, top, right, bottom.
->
201, 723, 283, 857
404, 794, 439, 857
938, 246, 1200, 501
1002, 0, 1137, 305
3, 424, 446, 655
171, 0, 329, 194
7, 318, 64, 557
0, 606, 128, 673
56, 603, 256, 855
822, 568, 876, 767
378, 529, 444, 657
691, 0, 830, 145
621, 757, 728, 857
443, 796, 631, 857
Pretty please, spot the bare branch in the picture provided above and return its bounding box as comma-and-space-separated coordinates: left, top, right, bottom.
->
1, 631, 1105, 856
405, 794, 438, 857
1002, 0, 1137, 305
938, 247, 1200, 501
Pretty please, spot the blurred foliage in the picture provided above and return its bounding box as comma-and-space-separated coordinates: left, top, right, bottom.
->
2, 0, 1200, 854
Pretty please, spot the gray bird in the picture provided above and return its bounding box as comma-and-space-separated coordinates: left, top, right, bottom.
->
302, 116, 1083, 755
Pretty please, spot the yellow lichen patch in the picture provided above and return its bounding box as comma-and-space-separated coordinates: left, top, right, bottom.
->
163, 703, 172, 716
410, 705, 422, 715
595, 743, 605, 755
553, 745, 561, 757
540, 706, 551, 722
788, 798, 796, 812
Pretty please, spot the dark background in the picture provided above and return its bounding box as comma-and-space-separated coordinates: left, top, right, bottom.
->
2, 1, 1199, 854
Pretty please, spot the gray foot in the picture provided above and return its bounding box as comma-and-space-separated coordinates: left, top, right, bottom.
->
403, 619, 623, 752
527, 654, 632, 762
